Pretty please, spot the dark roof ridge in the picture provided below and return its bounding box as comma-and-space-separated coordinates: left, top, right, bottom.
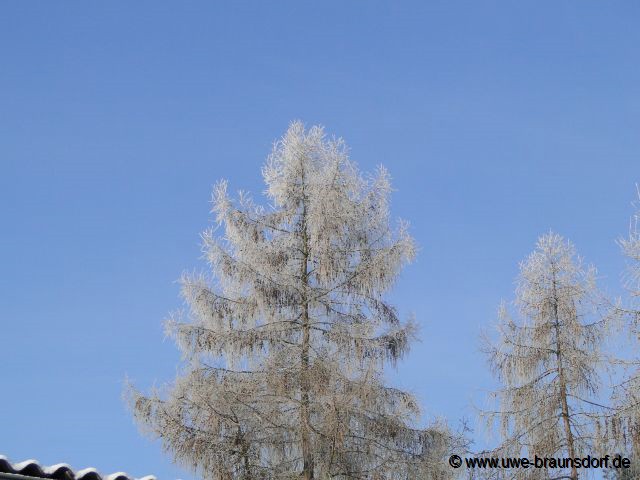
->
0, 456, 156, 480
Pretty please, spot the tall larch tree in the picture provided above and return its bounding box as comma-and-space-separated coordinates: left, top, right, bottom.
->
483, 233, 613, 480
128, 122, 457, 480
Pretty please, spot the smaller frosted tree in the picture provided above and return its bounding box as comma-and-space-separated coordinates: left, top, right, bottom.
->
482, 233, 613, 480
606, 189, 640, 474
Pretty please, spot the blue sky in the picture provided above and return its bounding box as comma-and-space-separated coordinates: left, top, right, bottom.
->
1, 2, 639, 478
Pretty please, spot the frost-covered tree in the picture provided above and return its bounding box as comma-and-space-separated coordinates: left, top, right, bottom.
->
128, 122, 458, 480
482, 233, 613, 480
606, 189, 640, 473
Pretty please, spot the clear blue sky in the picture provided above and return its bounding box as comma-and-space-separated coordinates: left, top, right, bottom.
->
1, 2, 639, 478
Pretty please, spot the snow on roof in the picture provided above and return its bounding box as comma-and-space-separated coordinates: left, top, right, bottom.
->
0, 456, 156, 480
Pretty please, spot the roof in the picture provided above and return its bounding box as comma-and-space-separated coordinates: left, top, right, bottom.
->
0, 456, 156, 480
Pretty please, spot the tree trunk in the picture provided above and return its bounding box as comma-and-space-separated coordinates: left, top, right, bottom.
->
300, 191, 314, 479
552, 278, 578, 480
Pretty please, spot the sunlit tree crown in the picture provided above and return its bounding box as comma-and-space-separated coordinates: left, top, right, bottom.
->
128, 122, 458, 480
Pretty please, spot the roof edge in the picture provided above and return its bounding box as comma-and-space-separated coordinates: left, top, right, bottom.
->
1, 472, 51, 480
